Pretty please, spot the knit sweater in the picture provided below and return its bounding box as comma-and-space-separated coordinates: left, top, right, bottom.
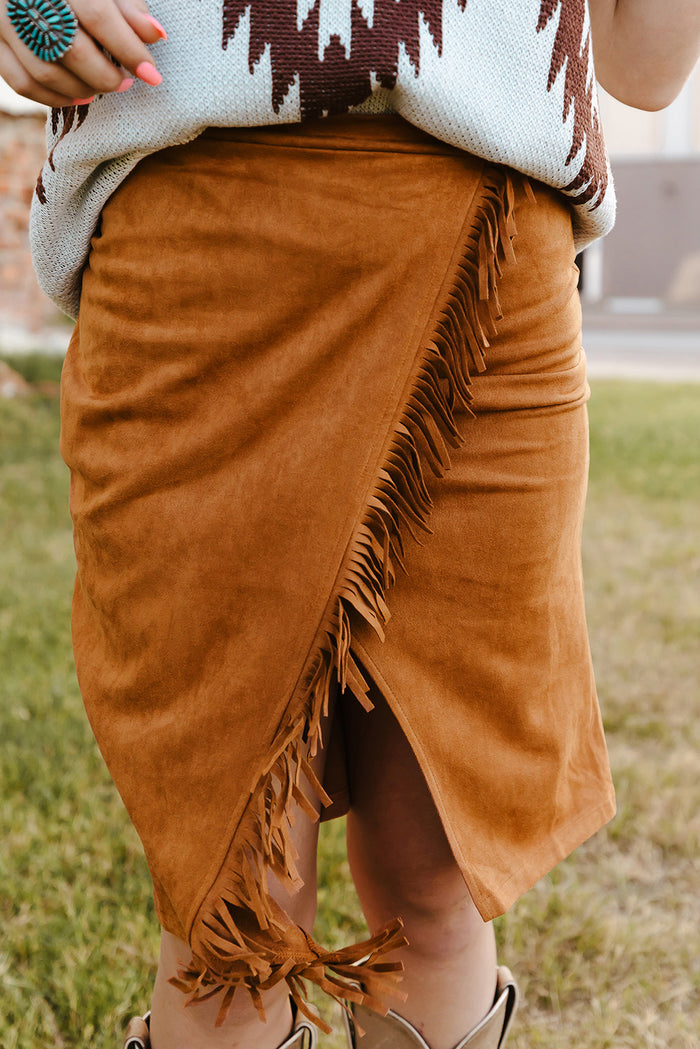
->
29, 0, 615, 318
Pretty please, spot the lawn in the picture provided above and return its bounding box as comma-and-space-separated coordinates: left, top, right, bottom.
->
1, 367, 698, 1048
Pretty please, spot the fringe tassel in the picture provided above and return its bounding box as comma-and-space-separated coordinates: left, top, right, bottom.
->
173, 168, 520, 1029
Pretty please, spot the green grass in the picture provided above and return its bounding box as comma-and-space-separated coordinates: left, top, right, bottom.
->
1, 373, 699, 1048
1, 353, 65, 386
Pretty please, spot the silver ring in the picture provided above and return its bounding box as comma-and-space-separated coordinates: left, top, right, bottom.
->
6, 0, 78, 62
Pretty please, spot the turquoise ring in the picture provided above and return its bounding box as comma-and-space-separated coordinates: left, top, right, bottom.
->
6, 0, 78, 62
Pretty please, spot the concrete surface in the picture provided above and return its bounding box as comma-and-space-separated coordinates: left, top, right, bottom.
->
582, 305, 700, 381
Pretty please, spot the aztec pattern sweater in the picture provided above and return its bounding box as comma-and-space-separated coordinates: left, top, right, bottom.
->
30, 0, 615, 318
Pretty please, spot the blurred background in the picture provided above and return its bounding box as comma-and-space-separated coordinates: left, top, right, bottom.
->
583, 72, 700, 380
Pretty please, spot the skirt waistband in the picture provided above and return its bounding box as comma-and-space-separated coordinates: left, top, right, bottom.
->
200, 114, 470, 156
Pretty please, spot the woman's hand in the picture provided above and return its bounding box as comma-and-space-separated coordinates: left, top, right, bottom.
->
0, 0, 167, 107
589, 0, 700, 111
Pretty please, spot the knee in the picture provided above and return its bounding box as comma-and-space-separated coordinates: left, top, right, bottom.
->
376, 853, 476, 927
273, 871, 318, 931
348, 809, 480, 931
361, 857, 490, 961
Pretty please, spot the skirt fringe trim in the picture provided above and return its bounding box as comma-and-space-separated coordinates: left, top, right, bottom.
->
172, 167, 521, 1029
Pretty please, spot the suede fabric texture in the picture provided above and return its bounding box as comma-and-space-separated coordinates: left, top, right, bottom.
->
59, 115, 615, 1017
349, 172, 617, 915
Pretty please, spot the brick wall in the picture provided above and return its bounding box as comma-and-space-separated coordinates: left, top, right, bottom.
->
0, 111, 65, 338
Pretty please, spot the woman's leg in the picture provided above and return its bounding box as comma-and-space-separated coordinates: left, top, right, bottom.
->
149, 733, 329, 1049
345, 687, 498, 1049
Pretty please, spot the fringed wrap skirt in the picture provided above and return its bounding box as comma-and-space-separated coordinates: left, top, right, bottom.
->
60, 115, 616, 1020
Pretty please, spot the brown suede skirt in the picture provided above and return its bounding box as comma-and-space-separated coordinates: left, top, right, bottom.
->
60, 115, 615, 1023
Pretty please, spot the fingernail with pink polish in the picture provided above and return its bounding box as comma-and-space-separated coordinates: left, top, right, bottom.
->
117, 78, 134, 93
135, 61, 162, 86
143, 14, 167, 41
73, 96, 95, 105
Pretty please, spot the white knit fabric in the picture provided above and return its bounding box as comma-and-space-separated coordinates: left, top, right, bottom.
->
29, 0, 615, 318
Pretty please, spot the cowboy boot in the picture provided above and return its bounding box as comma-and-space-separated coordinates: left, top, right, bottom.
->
123, 1003, 318, 1049
123, 1012, 150, 1049
343, 966, 518, 1049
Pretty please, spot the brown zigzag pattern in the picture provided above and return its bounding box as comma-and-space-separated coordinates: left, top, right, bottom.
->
537, 0, 608, 208
36, 103, 90, 204
222, 0, 465, 118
